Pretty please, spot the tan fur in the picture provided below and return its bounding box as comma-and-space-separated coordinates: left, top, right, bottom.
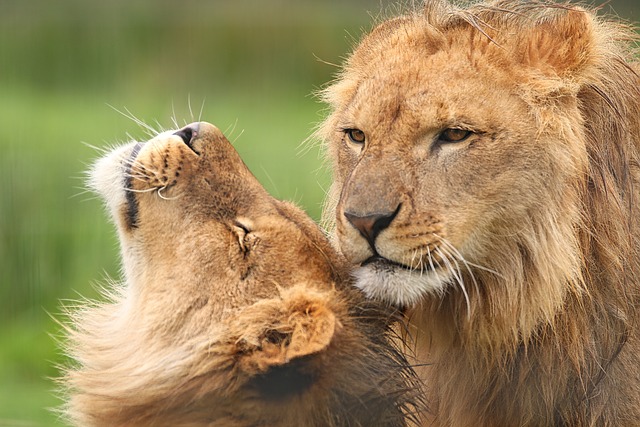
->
319, 1, 640, 425
62, 123, 421, 426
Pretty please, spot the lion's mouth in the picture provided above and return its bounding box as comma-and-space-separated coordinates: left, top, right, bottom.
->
361, 255, 436, 273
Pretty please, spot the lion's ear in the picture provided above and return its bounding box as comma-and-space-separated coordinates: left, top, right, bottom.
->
519, 9, 594, 78
231, 287, 338, 375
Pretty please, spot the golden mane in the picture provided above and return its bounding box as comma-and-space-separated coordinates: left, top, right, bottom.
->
318, 1, 640, 424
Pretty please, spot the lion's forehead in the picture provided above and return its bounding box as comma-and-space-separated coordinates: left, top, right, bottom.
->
343, 20, 538, 128
347, 58, 519, 139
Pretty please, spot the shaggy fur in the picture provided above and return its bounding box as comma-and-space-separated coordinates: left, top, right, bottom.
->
319, 1, 640, 425
62, 122, 421, 426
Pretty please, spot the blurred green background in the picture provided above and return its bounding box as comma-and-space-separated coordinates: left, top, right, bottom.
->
0, 0, 637, 425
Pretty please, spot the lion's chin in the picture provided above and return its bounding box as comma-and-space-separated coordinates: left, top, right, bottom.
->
353, 262, 450, 308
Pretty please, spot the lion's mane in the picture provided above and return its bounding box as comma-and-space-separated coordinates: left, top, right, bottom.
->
319, 1, 640, 425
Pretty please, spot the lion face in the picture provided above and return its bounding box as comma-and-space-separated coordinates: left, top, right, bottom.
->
91, 122, 339, 322
323, 13, 588, 309
76, 122, 416, 426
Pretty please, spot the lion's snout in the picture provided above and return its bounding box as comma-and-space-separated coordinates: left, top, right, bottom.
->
172, 121, 223, 155
173, 122, 200, 153
343, 206, 399, 253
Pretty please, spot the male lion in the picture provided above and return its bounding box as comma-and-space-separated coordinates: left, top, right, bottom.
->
62, 122, 419, 426
319, 0, 640, 425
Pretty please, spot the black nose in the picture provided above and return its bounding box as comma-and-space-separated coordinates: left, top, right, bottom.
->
173, 123, 200, 148
344, 205, 400, 251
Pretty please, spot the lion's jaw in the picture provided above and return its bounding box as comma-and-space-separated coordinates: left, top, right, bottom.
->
352, 263, 451, 308
88, 130, 190, 289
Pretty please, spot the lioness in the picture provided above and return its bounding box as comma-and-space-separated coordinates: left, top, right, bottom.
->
320, 0, 640, 425
62, 122, 419, 426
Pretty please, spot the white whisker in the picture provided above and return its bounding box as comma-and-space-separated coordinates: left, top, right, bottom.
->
461, 260, 504, 278
124, 160, 152, 171
232, 128, 245, 144
260, 165, 279, 198
171, 101, 181, 130
198, 98, 206, 122
125, 166, 155, 179
123, 175, 150, 185
81, 141, 112, 155
437, 246, 471, 318
224, 118, 239, 138
70, 188, 100, 202
435, 233, 503, 279
188, 94, 194, 122
153, 119, 164, 133
119, 106, 158, 137
408, 248, 418, 273
124, 187, 157, 194
157, 187, 181, 201
426, 245, 437, 272
436, 237, 481, 297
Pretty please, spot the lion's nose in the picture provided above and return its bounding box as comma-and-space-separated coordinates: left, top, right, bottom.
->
344, 205, 400, 250
174, 122, 201, 148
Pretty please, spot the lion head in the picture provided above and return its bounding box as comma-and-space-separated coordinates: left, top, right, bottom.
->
319, 0, 640, 424
63, 122, 419, 426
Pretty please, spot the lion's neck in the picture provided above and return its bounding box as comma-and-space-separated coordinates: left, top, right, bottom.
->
405, 259, 636, 426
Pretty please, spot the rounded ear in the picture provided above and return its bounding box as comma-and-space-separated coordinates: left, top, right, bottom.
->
229, 286, 338, 375
519, 8, 594, 78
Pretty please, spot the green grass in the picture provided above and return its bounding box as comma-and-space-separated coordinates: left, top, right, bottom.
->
0, 319, 65, 426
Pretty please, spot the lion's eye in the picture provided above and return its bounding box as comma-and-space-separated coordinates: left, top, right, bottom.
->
344, 128, 366, 145
438, 128, 472, 143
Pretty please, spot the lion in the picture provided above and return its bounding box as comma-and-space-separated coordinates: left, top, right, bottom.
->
61, 121, 421, 426
318, 0, 640, 425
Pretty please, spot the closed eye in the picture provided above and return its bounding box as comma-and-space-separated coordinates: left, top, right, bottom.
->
233, 220, 251, 234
